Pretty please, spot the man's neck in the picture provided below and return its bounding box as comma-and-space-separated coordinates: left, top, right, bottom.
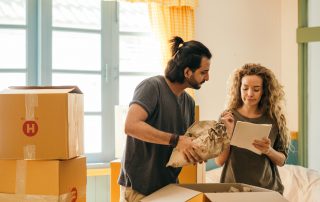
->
165, 78, 188, 97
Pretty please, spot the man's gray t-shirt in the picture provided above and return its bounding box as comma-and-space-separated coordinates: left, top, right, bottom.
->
220, 109, 288, 194
118, 75, 195, 195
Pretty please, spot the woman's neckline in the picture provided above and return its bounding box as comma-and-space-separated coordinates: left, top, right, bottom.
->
233, 108, 264, 120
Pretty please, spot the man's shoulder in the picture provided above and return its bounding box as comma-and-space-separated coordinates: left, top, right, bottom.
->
134, 75, 165, 96
145, 75, 164, 84
139, 75, 165, 89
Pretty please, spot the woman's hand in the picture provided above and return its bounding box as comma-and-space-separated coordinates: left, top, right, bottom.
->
220, 111, 235, 138
253, 137, 272, 155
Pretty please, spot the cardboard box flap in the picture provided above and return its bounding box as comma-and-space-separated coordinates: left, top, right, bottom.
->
180, 183, 271, 193
141, 184, 202, 202
141, 183, 288, 202
205, 192, 288, 202
1, 86, 82, 94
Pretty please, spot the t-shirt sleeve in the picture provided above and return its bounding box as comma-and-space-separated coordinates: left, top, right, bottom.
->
273, 131, 289, 159
129, 79, 158, 118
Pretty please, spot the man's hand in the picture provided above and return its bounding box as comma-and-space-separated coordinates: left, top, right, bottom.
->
220, 111, 235, 138
176, 136, 202, 163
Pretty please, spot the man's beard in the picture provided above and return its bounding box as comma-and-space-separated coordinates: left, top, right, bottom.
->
186, 76, 205, 89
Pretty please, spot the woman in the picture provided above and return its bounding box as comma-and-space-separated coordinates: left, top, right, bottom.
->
216, 63, 291, 194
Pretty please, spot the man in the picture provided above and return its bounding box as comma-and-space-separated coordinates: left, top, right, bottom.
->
118, 36, 212, 202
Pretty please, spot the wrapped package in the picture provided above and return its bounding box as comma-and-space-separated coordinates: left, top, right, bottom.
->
166, 120, 230, 167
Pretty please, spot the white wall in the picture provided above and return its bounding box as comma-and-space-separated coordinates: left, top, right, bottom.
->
195, 0, 298, 132
281, 0, 298, 131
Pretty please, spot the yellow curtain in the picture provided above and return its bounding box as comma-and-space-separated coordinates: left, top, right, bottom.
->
128, 0, 198, 8
128, 0, 198, 97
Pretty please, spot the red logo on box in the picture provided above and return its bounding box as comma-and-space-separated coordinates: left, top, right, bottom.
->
71, 187, 78, 202
22, 121, 38, 137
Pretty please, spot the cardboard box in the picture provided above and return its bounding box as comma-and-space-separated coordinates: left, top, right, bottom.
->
141, 183, 288, 202
0, 156, 86, 202
0, 86, 84, 160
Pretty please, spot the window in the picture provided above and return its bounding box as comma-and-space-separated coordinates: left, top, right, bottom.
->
119, 1, 162, 106
113, 1, 162, 159
298, 0, 320, 169
306, 0, 320, 170
50, 0, 103, 160
0, 0, 161, 163
0, 0, 27, 89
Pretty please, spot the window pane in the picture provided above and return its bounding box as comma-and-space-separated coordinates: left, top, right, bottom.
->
52, 0, 100, 29
52, 73, 101, 112
308, 0, 320, 27
84, 115, 101, 153
308, 42, 320, 171
120, 35, 162, 73
52, 31, 101, 70
119, 2, 151, 33
0, 29, 25, 68
0, 0, 26, 25
119, 75, 149, 105
0, 73, 25, 90
114, 105, 128, 159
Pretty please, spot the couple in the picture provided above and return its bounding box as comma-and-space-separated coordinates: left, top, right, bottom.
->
118, 36, 290, 202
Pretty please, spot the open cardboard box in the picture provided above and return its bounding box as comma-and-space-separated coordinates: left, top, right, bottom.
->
0, 86, 83, 160
141, 183, 288, 202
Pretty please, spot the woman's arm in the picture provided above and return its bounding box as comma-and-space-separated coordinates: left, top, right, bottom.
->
215, 144, 231, 166
253, 137, 286, 166
264, 147, 286, 166
215, 111, 235, 166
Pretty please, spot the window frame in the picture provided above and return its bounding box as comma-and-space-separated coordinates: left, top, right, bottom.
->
297, 0, 320, 167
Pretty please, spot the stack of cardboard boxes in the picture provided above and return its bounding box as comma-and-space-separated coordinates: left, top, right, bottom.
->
0, 86, 86, 202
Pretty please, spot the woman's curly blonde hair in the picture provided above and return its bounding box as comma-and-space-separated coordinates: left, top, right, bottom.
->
227, 63, 290, 149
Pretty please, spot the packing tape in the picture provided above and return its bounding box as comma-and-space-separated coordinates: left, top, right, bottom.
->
75, 94, 84, 155
23, 145, 36, 160
70, 94, 84, 156
23, 94, 38, 160
69, 94, 77, 155
0, 192, 71, 202
75, 95, 80, 155
25, 94, 38, 120
15, 160, 26, 194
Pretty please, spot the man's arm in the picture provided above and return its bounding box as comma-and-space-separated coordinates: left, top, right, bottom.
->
125, 103, 202, 163
125, 103, 171, 144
